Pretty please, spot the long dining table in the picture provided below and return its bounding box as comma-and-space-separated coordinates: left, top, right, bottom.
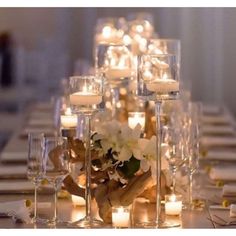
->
0, 102, 236, 229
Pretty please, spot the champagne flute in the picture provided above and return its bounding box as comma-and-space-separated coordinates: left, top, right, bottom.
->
162, 126, 188, 193
43, 136, 70, 226
27, 132, 45, 223
69, 75, 104, 228
188, 102, 202, 209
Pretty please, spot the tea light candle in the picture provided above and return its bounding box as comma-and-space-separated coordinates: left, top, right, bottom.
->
60, 108, 78, 128
165, 194, 182, 216
112, 206, 130, 228
70, 92, 102, 106
146, 79, 179, 94
71, 195, 85, 207
128, 112, 146, 130
96, 26, 123, 44
105, 67, 133, 80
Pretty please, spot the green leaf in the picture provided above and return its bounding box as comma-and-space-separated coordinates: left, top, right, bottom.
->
118, 156, 140, 179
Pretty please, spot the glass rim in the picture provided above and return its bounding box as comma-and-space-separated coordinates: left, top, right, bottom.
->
149, 38, 181, 44
96, 41, 130, 47
69, 75, 100, 81
138, 53, 177, 58
28, 132, 44, 138
128, 111, 145, 115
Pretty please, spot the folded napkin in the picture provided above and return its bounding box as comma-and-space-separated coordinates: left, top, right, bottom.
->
0, 165, 27, 178
209, 167, 236, 181
201, 114, 233, 125
0, 152, 27, 163
0, 181, 34, 193
205, 150, 236, 161
222, 184, 236, 197
20, 127, 55, 139
230, 204, 236, 217
201, 125, 235, 136
202, 105, 222, 115
0, 200, 31, 223
28, 119, 54, 127
201, 136, 236, 147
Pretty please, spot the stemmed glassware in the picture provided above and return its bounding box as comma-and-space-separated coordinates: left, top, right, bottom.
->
147, 39, 181, 68
69, 75, 104, 228
95, 42, 134, 119
137, 53, 180, 228
43, 136, 70, 226
27, 132, 45, 223
162, 126, 187, 193
187, 102, 202, 209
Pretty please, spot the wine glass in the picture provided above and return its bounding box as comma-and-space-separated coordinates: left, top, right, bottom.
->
137, 53, 180, 228
95, 42, 134, 119
43, 136, 70, 226
162, 126, 187, 193
27, 132, 45, 223
187, 102, 202, 209
69, 75, 104, 228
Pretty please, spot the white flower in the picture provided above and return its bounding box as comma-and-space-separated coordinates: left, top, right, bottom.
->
136, 136, 169, 182
93, 120, 122, 154
115, 123, 142, 162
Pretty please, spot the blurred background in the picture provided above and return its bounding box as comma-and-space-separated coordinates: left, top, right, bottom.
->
0, 8, 236, 144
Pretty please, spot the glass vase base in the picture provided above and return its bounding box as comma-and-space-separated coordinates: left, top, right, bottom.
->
138, 220, 181, 228
159, 220, 181, 228
31, 217, 48, 225
69, 217, 104, 228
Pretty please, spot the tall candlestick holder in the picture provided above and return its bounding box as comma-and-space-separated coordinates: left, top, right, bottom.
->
137, 54, 180, 228
68, 75, 104, 228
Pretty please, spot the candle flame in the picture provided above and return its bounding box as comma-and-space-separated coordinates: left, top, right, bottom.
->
65, 107, 72, 116
162, 72, 168, 80
82, 85, 88, 93
170, 194, 176, 202
117, 207, 124, 214
102, 26, 112, 38
136, 24, 144, 33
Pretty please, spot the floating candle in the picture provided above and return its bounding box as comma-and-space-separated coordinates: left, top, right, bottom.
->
70, 92, 102, 106
146, 79, 179, 94
105, 67, 133, 80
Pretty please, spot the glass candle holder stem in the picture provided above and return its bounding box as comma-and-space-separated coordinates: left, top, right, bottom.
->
188, 171, 193, 208
84, 114, 92, 220
155, 100, 162, 227
33, 180, 39, 222
111, 87, 120, 119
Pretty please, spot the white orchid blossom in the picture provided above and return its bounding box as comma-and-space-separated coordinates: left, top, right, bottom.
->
116, 123, 142, 162
93, 120, 142, 162
136, 136, 169, 181
92, 120, 169, 183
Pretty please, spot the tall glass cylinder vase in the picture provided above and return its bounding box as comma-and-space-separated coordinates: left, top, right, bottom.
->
69, 75, 104, 228
137, 54, 180, 228
95, 42, 135, 120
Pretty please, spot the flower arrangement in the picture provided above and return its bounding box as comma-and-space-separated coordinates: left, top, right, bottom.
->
54, 120, 169, 224
92, 120, 167, 184
90, 120, 169, 223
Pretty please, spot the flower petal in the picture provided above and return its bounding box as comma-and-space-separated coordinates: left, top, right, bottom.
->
140, 159, 150, 172
117, 147, 132, 162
